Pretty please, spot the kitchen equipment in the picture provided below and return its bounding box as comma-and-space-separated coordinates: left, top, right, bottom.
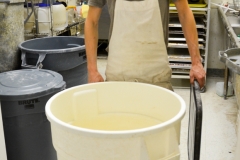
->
45, 82, 186, 160
188, 81, 203, 160
0, 69, 65, 160
219, 48, 240, 105
18, 36, 87, 88
219, 48, 240, 75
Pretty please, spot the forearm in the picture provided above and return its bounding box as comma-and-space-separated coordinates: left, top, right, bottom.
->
85, 16, 99, 73
176, 4, 202, 65
174, 0, 206, 87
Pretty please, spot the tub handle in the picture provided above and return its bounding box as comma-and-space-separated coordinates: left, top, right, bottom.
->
21, 51, 46, 69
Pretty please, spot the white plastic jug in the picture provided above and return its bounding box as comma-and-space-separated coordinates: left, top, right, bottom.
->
38, 4, 51, 34
52, 4, 67, 31
46, 82, 186, 160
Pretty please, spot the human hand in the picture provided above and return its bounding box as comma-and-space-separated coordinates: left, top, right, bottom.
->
88, 71, 104, 83
190, 63, 206, 89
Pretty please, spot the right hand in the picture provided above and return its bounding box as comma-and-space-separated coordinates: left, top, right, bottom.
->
190, 62, 206, 89
88, 71, 104, 83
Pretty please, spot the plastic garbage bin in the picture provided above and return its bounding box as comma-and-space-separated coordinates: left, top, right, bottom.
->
18, 36, 87, 88
0, 69, 66, 160
46, 82, 186, 160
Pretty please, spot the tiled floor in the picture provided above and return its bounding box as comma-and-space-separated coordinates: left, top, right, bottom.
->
97, 58, 238, 160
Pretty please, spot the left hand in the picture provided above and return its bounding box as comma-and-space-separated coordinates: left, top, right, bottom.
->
190, 62, 206, 89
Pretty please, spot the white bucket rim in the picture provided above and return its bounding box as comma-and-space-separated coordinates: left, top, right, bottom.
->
45, 82, 186, 137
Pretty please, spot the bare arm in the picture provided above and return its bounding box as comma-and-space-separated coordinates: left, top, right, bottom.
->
174, 0, 206, 88
85, 6, 104, 83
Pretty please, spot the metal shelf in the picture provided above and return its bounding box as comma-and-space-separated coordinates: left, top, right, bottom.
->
24, 0, 85, 38
168, 37, 205, 42
168, 43, 205, 49
169, 30, 206, 36
24, 20, 85, 38
170, 10, 207, 16
172, 68, 190, 74
55, 20, 85, 35
169, 58, 192, 62
169, 23, 206, 29
171, 74, 190, 79
170, 63, 192, 69
169, 7, 208, 11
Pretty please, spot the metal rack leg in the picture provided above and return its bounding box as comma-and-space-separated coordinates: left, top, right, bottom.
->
224, 66, 229, 100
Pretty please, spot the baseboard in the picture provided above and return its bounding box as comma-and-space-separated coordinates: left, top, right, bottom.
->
207, 69, 225, 78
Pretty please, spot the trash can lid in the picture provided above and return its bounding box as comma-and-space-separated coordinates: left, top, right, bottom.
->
0, 69, 66, 101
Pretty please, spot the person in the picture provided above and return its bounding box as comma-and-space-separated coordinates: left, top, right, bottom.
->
85, 0, 206, 91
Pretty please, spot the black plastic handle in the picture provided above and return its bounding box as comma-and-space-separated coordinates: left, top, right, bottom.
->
188, 80, 203, 160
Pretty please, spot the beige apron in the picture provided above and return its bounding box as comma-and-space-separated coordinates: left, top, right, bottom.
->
106, 0, 172, 90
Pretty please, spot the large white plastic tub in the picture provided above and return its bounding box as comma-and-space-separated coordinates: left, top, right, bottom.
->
46, 82, 186, 160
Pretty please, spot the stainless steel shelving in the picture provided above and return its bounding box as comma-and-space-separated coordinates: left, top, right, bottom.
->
24, 0, 85, 39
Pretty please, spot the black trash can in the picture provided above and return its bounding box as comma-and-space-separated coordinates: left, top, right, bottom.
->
0, 69, 66, 160
18, 36, 88, 88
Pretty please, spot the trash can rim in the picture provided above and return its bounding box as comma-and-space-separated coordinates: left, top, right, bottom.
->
0, 69, 66, 101
46, 82, 186, 137
18, 36, 85, 54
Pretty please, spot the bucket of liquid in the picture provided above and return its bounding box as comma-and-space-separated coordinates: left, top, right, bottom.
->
46, 82, 186, 160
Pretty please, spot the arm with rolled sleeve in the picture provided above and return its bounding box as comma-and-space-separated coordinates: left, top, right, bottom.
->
85, 0, 106, 83
174, 0, 206, 88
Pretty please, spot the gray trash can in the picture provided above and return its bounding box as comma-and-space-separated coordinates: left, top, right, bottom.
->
18, 36, 87, 88
0, 69, 66, 160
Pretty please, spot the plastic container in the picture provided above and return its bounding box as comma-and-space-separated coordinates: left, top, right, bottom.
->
18, 36, 87, 88
52, 3, 67, 31
46, 82, 186, 160
38, 3, 51, 34
81, 3, 89, 18
66, 6, 76, 25
76, 5, 81, 16
0, 69, 66, 160
216, 81, 234, 97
